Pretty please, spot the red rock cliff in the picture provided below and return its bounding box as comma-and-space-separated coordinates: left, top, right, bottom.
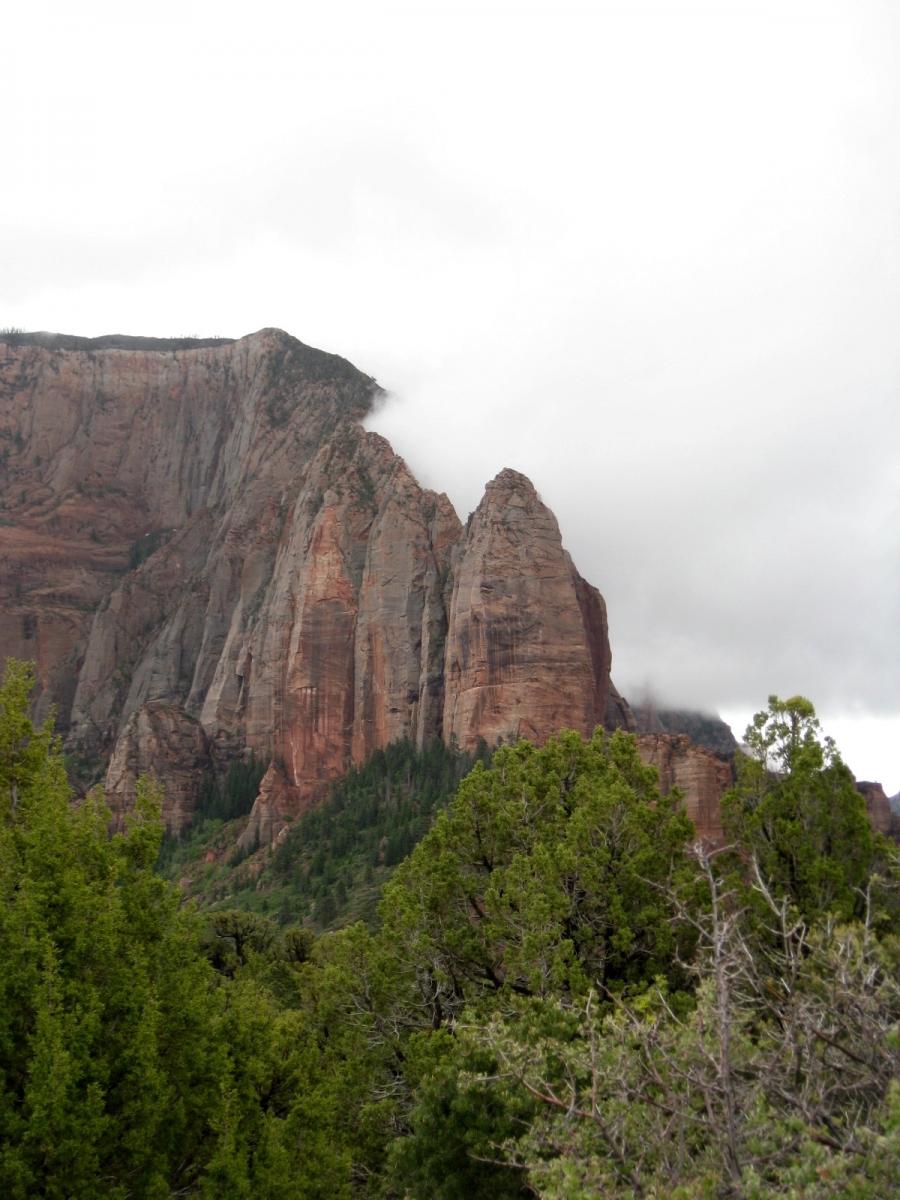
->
636, 733, 735, 844
442, 469, 627, 749
1, 331, 631, 835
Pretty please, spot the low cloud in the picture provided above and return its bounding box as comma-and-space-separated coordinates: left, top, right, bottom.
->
3, 1, 898, 785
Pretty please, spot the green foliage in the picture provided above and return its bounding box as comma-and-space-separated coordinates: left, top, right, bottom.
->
3, 670, 896, 1198
381, 728, 697, 1014
165, 737, 486, 930
199, 752, 267, 823
156, 756, 266, 874
0, 661, 349, 1197
456, 883, 900, 1199
0, 660, 54, 805
0, 663, 225, 1195
389, 1036, 534, 1200
268, 737, 486, 924
722, 695, 886, 923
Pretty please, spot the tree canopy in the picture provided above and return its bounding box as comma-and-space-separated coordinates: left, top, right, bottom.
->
722, 694, 889, 923
381, 728, 698, 1014
1, 667, 896, 1199
0, 661, 344, 1198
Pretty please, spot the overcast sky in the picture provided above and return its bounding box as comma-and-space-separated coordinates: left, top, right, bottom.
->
4, 0, 898, 790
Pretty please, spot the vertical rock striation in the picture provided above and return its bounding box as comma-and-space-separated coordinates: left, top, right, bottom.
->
1, 330, 631, 837
636, 733, 735, 844
442, 469, 627, 749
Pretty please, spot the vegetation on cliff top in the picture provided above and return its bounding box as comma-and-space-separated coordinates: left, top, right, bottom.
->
0, 328, 237, 351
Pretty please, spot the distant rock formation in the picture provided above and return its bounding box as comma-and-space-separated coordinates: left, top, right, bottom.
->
105, 702, 211, 835
636, 734, 735, 844
442, 468, 632, 752
854, 781, 893, 837
1, 329, 632, 837
632, 705, 737, 759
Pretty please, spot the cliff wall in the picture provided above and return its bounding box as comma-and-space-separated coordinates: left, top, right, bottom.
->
1, 330, 631, 836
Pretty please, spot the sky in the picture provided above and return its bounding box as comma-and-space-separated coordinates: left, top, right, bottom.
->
3, 0, 898, 791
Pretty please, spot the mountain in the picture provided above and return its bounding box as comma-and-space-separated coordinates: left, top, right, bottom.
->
631, 704, 738, 758
0, 329, 631, 839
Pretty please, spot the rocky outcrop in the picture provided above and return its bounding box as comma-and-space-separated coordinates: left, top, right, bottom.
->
631, 747, 894, 849
235, 762, 303, 853
5, 330, 889, 852
637, 733, 735, 844
1, 329, 374, 735
632, 705, 737, 758
2, 331, 631, 836
105, 701, 212, 836
443, 469, 624, 749
202, 426, 462, 817
855, 781, 892, 837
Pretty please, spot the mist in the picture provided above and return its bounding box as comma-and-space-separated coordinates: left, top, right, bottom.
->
3, 0, 898, 788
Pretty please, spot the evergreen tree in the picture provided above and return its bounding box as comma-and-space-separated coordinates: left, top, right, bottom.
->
0, 661, 339, 1197
380, 728, 697, 1017
722, 695, 887, 922
0, 662, 229, 1196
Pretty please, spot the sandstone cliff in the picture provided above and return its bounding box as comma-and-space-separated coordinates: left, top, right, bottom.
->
632, 705, 737, 759
636, 733, 735, 844
1, 330, 373, 732
442, 468, 632, 751
1, 330, 631, 837
854, 781, 893, 838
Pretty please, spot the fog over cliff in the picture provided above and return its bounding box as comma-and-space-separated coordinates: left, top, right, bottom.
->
3, 0, 898, 788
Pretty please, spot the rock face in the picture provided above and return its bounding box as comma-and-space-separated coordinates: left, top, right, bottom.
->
632, 705, 737, 759
1, 330, 631, 835
236, 762, 304, 852
636, 734, 735, 844
443, 469, 632, 750
105, 702, 211, 836
855, 781, 892, 837
0, 329, 374, 733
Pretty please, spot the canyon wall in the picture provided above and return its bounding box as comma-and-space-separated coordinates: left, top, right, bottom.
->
1, 330, 632, 837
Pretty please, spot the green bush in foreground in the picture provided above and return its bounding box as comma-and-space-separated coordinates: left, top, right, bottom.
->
3, 663, 897, 1198
0, 661, 342, 1198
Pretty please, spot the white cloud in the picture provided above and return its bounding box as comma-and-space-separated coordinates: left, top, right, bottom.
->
3, 0, 898, 787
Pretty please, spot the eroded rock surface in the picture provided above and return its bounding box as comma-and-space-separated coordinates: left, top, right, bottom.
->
105, 701, 211, 836
443, 469, 624, 749
236, 762, 304, 853
1, 329, 373, 737
2, 331, 631, 835
855, 781, 892, 837
637, 733, 735, 844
